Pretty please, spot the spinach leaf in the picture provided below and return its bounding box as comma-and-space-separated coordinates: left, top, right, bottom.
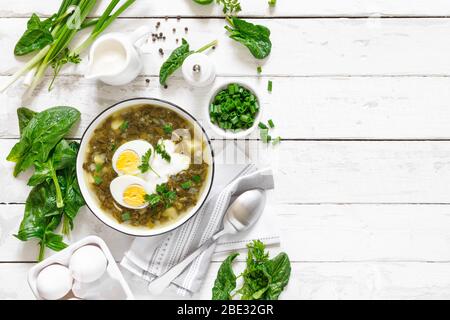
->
264, 253, 291, 300
14, 13, 54, 56
58, 143, 85, 235
159, 39, 193, 85
193, 0, 214, 4
17, 107, 37, 136
15, 141, 83, 260
159, 39, 217, 85
15, 181, 67, 261
7, 106, 80, 177
225, 17, 272, 59
212, 253, 239, 300
28, 140, 79, 208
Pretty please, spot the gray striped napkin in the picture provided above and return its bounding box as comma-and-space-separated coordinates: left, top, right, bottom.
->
120, 164, 276, 296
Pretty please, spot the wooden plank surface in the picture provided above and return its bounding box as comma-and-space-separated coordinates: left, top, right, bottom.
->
2, 0, 450, 301
2, 0, 450, 17
3, 204, 450, 263
4, 140, 450, 204
3, 76, 450, 140
2, 18, 450, 77
3, 261, 450, 300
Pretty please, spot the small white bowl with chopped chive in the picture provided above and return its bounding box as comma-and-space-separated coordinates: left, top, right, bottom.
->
207, 82, 263, 139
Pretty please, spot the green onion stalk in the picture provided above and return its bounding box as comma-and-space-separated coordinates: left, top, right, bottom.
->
0, 0, 136, 94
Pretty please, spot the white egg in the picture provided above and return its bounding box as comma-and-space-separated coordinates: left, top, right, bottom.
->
112, 140, 153, 175
69, 245, 108, 283
36, 264, 73, 300
110, 175, 153, 209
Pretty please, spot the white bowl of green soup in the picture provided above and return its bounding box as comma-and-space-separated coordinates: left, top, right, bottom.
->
77, 98, 215, 237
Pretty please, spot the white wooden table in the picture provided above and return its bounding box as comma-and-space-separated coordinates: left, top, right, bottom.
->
3, 0, 450, 300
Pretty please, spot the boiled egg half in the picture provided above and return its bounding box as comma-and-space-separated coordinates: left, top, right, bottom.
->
110, 175, 153, 209
112, 140, 153, 176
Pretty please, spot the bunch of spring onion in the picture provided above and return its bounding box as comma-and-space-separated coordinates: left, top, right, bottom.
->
0, 0, 136, 94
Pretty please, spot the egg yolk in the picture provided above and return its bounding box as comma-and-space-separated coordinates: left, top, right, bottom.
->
123, 185, 147, 207
116, 150, 140, 174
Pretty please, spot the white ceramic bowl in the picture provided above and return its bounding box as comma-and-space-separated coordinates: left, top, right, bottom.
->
207, 82, 263, 139
77, 98, 215, 237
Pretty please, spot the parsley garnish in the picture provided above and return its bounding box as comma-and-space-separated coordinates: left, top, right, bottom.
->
145, 193, 162, 207
181, 181, 193, 190
145, 183, 177, 209
155, 140, 171, 162
163, 123, 173, 134
138, 148, 159, 176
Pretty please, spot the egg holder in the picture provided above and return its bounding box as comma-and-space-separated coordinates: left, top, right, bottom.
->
27, 236, 134, 300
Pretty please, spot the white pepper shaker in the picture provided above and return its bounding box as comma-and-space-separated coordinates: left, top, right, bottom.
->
181, 53, 216, 88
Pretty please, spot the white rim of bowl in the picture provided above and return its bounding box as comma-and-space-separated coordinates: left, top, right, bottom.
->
206, 82, 263, 139
76, 98, 215, 237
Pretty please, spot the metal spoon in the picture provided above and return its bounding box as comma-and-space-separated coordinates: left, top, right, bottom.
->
147, 189, 266, 295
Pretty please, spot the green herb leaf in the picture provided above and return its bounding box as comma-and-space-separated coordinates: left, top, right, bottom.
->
28, 140, 78, 208
159, 38, 217, 85
7, 106, 81, 177
181, 181, 193, 190
212, 240, 291, 301
159, 39, 193, 86
263, 253, 291, 300
212, 253, 239, 300
163, 123, 174, 134
145, 193, 161, 207
120, 120, 129, 133
122, 212, 131, 221
17, 107, 37, 136
193, 0, 215, 4
49, 48, 81, 91
15, 181, 66, 261
155, 140, 171, 162
216, 0, 241, 14
225, 17, 272, 59
14, 14, 54, 56
138, 148, 158, 175
147, 183, 177, 209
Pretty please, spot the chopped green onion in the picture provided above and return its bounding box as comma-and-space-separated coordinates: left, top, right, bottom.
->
257, 66, 262, 74
209, 83, 259, 132
258, 122, 268, 130
163, 123, 173, 134
268, 119, 275, 128
120, 120, 129, 133
181, 181, 192, 190
192, 175, 202, 183
269, 0, 277, 7
268, 80, 273, 92
94, 176, 103, 185
272, 136, 282, 145
95, 163, 103, 173
122, 212, 131, 221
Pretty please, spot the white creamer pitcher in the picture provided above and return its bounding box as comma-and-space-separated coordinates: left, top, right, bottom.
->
85, 26, 150, 86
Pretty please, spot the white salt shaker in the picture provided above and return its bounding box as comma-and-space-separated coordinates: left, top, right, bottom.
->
182, 53, 216, 87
